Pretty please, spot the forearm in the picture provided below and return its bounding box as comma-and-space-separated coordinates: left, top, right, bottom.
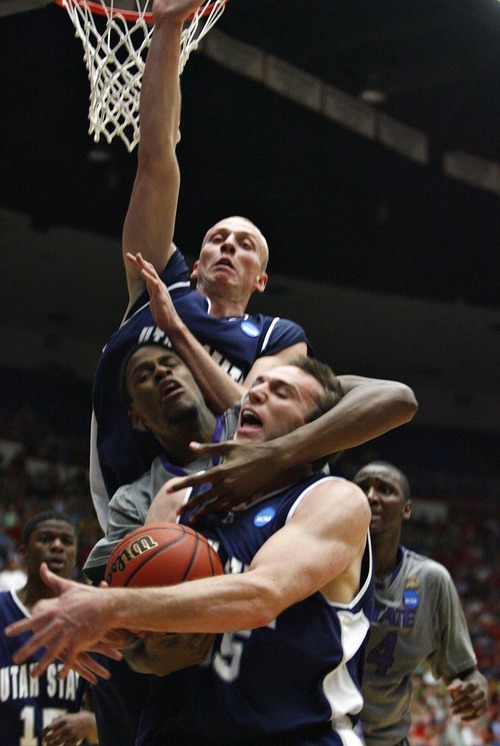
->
122, 11, 183, 299
263, 378, 417, 468
139, 13, 182, 157
167, 317, 247, 412
462, 668, 488, 689
109, 572, 276, 634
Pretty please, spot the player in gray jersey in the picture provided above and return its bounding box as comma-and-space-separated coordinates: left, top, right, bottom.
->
353, 461, 488, 746
85, 341, 238, 582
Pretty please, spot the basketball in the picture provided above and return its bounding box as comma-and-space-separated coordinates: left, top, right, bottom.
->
105, 522, 223, 588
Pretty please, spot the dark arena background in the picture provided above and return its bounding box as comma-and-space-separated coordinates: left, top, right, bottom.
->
0, 0, 498, 741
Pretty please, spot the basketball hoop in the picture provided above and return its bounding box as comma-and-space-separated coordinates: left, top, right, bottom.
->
56, 0, 228, 152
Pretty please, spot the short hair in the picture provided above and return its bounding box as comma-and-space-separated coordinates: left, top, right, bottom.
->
21, 511, 76, 546
286, 355, 343, 417
286, 355, 343, 470
202, 216, 269, 271
119, 341, 178, 408
247, 221, 269, 271
357, 460, 411, 502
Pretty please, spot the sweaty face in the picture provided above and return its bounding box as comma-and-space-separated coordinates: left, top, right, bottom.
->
192, 217, 268, 301
353, 464, 411, 536
236, 365, 324, 443
126, 347, 204, 433
21, 520, 77, 580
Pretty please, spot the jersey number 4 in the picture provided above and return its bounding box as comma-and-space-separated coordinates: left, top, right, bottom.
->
365, 631, 398, 675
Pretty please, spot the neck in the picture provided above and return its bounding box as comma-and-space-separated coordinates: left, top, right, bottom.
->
17, 580, 57, 613
158, 409, 217, 466
197, 286, 250, 318
371, 532, 401, 579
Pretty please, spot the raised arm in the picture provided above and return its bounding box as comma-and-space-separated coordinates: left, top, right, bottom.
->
172, 375, 418, 516
121, 0, 204, 314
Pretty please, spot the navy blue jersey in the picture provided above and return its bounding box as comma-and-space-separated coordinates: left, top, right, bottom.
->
137, 476, 373, 745
91, 249, 310, 529
0, 590, 83, 746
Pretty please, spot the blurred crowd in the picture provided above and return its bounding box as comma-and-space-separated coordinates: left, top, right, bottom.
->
0, 366, 498, 744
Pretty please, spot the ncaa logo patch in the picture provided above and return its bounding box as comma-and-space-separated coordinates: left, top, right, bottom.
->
254, 507, 276, 527
240, 320, 260, 338
403, 589, 419, 608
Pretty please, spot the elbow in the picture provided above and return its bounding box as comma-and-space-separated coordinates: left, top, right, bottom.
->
244, 577, 286, 628
398, 383, 419, 422
386, 382, 418, 425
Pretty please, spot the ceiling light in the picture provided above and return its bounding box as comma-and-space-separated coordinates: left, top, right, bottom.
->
359, 89, 387, 105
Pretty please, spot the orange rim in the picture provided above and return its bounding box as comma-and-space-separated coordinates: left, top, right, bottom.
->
55, 0, 227, 25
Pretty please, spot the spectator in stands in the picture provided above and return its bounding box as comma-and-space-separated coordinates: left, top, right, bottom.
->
0, 550, 26, 591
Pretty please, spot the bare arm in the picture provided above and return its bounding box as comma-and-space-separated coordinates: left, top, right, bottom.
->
128, 251, 307, 412
5, 480, 368, 674
172, 376, 418, 516
445, 668, 489, 722
121, 0, 197, 314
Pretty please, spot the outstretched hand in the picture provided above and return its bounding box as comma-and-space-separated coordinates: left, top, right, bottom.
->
4, 564, 123, 684
127, 252, 181, 335
167, 439, 310, 522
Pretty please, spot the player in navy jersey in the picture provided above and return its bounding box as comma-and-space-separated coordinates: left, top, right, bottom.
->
7, 357, 375, 745
90, 339, 416, 746
0, 511, 98, 746
91, 0, 419, 534
353, 461, 489, 746
90, 0, 308, 531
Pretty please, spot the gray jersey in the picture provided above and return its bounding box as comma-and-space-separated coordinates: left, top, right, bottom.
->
84, 408, 238, 581
361, 546, 476, 746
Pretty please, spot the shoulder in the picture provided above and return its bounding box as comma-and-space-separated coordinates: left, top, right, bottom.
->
110, 464, 157, 506
248, 314, 308, 340
293, 477, 370, 531
0, 589, 23, 625
0, 590, 9, 613
222, 405, 240, 439
403, 548, 455, 589
257, 315, 306, 335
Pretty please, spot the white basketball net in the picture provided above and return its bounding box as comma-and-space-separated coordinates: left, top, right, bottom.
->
58, 0, 227, 152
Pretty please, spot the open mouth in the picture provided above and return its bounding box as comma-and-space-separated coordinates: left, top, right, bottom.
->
214, 258, 234, 270
160, 380, 182, 399
239, 408, 263, 429
46, 557, 65, 572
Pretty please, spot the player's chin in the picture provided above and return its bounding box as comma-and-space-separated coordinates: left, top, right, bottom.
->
45, 559, 69, 575
368, 518, 384, 534
235, 428, 265, 441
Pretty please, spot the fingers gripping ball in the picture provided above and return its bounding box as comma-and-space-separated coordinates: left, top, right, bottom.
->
105, 522, 223, 588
